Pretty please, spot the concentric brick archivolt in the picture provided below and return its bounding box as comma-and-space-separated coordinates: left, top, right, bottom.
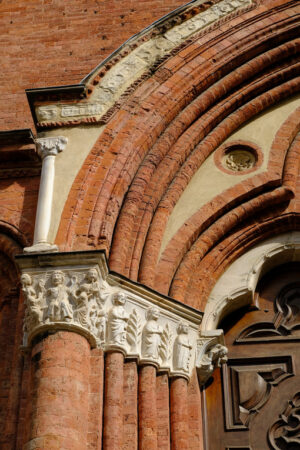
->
154, 108, 300, 300
53, 1, 300, 315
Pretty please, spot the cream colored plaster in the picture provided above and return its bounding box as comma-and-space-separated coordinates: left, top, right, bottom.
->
38, 125, 104, 244
160, 96, 300, 256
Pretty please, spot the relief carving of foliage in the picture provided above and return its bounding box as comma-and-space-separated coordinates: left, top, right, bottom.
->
159, 323, 173, 363
126, 309, 142, 351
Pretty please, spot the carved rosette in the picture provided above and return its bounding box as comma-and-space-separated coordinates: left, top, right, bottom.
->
18, 252, 226, 381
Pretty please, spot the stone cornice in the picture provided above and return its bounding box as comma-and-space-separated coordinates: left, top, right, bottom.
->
27, 0, 254, 129
16, 250, 227, 382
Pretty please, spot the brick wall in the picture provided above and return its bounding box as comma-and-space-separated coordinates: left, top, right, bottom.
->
0, 0, 185, 131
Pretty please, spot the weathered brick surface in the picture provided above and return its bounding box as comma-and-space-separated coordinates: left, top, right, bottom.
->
103, 352, 124, 449
138, 365, 158, 450
0, 175, 39, 246
55, 1, 300, 286
123, 361, 138, 450
168, 109, 300, 306
2, 1, 300, 448
25, 331, 90, 450
170, 377, 189, 449
88, 349, 104, 450
156, 373, 170, 450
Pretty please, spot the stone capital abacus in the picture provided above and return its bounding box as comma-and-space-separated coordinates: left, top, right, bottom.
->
36, 136, 68, 158
16, 251, 227, 383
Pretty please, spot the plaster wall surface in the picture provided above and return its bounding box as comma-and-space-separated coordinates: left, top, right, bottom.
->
43, 126, 104, 243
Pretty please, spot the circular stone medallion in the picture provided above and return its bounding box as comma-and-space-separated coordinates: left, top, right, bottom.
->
214, 140, 263, 175
224, 149, 256, 172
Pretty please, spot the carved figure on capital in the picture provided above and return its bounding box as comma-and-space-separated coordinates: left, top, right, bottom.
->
107, 292, 129, 346
142, 307, 163, 360
21, 273, 45, 330
90, 303, 107, 345
46, 270, 73, 322
173, 322, 193, 373
78, 268, 102, 306
73, 291, 89, 327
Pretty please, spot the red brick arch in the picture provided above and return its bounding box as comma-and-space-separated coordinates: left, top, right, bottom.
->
56, 0, 300, 309
153, 107, 300, 297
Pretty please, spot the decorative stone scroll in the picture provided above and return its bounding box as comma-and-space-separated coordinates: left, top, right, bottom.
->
35, 0, 253, 127
17, 251, 227, 381
196, 330, 228, 384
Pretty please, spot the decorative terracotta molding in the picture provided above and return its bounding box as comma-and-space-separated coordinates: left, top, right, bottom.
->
24, 136, 68, 254
16, 250, 226, 382
34, 0, 253, 128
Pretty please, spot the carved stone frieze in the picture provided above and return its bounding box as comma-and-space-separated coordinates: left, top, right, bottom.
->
17, 251, 218, 380
35, 0, 252, 127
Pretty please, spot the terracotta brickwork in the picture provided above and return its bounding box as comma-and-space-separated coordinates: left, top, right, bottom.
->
55, 1, 300, 307
1, 0, 300, 448
0, 0, 185, 132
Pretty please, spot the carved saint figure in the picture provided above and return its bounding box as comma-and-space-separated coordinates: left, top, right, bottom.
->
173, 322, 192, 373
90, 304, 106, 344
46, 270, 73, 322
79, 268, 102, 306
107, 292, 129, 345
142, 307, 163, 360
73, 291, 88, 327
21, 273, 44, 328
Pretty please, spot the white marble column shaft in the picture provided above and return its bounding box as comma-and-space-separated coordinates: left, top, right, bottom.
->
24, 136, 67, 253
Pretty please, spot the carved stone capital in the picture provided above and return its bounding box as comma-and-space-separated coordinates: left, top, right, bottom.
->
17, 251, 204, 380
36, 136, 68, 158
196, 330, 228, 384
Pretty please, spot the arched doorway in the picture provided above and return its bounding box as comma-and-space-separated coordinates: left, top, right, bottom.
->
203, 262, 300, 449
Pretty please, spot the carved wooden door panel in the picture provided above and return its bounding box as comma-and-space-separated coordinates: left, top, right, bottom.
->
203, 263, 300, 450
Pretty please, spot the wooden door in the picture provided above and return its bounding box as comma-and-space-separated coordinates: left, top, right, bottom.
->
203, 263, 300, 450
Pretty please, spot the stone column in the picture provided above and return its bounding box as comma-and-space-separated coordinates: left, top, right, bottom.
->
25, 331, 90, 450
24, 136, 67, 253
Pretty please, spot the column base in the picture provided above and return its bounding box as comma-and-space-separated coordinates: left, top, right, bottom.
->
23, 243, 59, 254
